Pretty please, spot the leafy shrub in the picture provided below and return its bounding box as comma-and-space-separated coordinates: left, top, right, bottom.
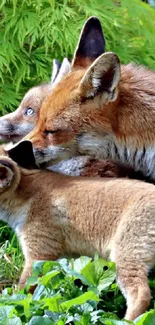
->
0, 257, 155, 324
0, 0, 155, 114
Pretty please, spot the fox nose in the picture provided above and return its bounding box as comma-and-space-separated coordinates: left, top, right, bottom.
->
7, 140, 38, 169
8, 124, 15, 133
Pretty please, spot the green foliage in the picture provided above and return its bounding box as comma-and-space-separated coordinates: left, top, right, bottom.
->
0, 256, 154, 324
0, 225, 23, 287
0, 0, 155, 114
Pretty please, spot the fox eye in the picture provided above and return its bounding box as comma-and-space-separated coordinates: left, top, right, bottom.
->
25, 108, 34, 116
44, 130, 58, 135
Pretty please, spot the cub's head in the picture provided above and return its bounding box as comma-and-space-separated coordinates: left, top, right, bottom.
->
8, 17, 121, 167
0, 58, 71, 143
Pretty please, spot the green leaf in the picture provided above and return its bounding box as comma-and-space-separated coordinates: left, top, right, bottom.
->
28, 316, 54, 325
0, 294, 32, 319
60, 291, 99, 312
39, 270, 60, 286
134, 310, 155, 324
72, 256, 92, 273
81, 259, 116, 292
43, 294, 62, 312
101, 319, 130, 325
0, 306, 22, 325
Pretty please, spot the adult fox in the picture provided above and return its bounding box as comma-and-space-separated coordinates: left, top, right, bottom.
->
2, 142, 155, 321
6, 17, 147, 180
10, 17, 155, 182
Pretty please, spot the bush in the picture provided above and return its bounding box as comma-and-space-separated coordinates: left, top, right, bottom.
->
0, 257, 155, 324
0, 0, 155, 114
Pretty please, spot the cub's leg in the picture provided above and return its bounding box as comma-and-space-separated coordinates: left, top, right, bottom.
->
18, 221, 64, 288
111, 197, 155, 321
114, 260, 150, 321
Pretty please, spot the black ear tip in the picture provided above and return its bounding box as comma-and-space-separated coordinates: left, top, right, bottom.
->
7, 140, 37, 169
74, 16, 105, 63
85, 16, 102, 29
83, 16, 103, 37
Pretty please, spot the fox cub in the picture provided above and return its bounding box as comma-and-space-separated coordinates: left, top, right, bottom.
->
1, 143, 155, 321
0, 58, 70, 143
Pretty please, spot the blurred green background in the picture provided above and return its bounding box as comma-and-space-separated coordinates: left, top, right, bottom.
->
0, 0, 155, 114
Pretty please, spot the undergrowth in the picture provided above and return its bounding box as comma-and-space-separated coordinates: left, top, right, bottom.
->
0, 256, 155, 324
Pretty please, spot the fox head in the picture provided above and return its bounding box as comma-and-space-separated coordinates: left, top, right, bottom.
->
8, 17, 108, 165
0, 58, 71, 143
10, 17, 155, 180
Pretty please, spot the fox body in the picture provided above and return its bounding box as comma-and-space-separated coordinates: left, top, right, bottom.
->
16, 18, 155, 182
1, 147, 155, 321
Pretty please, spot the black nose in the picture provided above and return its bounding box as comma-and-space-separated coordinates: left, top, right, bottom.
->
7, 140, 38, 169
8, 124, 15, 133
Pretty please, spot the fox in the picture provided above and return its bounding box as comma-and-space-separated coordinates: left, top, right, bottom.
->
0, 58, 70, 143
11, 17, 155, 182
2, 142, 155, 321
2, 19, 145, 180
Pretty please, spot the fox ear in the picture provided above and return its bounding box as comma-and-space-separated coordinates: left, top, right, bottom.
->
0, 160, 14, 189
51, 59, 61, 83
72, 17, 105, 69
79, 52, 120, 101
52, 58, 71, 86
7, 140, 37, 169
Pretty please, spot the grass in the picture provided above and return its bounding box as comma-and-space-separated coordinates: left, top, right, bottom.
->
0, 223, 23, 289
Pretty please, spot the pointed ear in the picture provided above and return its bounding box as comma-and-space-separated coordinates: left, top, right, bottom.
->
51, 59, 61, 83
52, 58, 71, 86
79, 52, 120, 101
72, 17, 105, 69
0, 159, 14, 189
7, 140, 37, 169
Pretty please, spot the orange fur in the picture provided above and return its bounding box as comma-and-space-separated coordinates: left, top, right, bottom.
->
11, 17, 155, 180
26, 63, 155, 148
23, 60, 155, 181
16, 17, 155, 181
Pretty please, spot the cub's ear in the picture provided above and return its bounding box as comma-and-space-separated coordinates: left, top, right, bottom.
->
51, 59, 61, 83
0, 159, 14, 189
79, 52, 120, 101
7, 140, 37, 169
72, 16, 105, 69
52, 58, 71, 86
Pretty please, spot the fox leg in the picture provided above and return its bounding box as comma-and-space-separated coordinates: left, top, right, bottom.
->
115, 261, 151, 321
110, 204, 155, 321
18, 222, 64, 288
19, 259, 34, 288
